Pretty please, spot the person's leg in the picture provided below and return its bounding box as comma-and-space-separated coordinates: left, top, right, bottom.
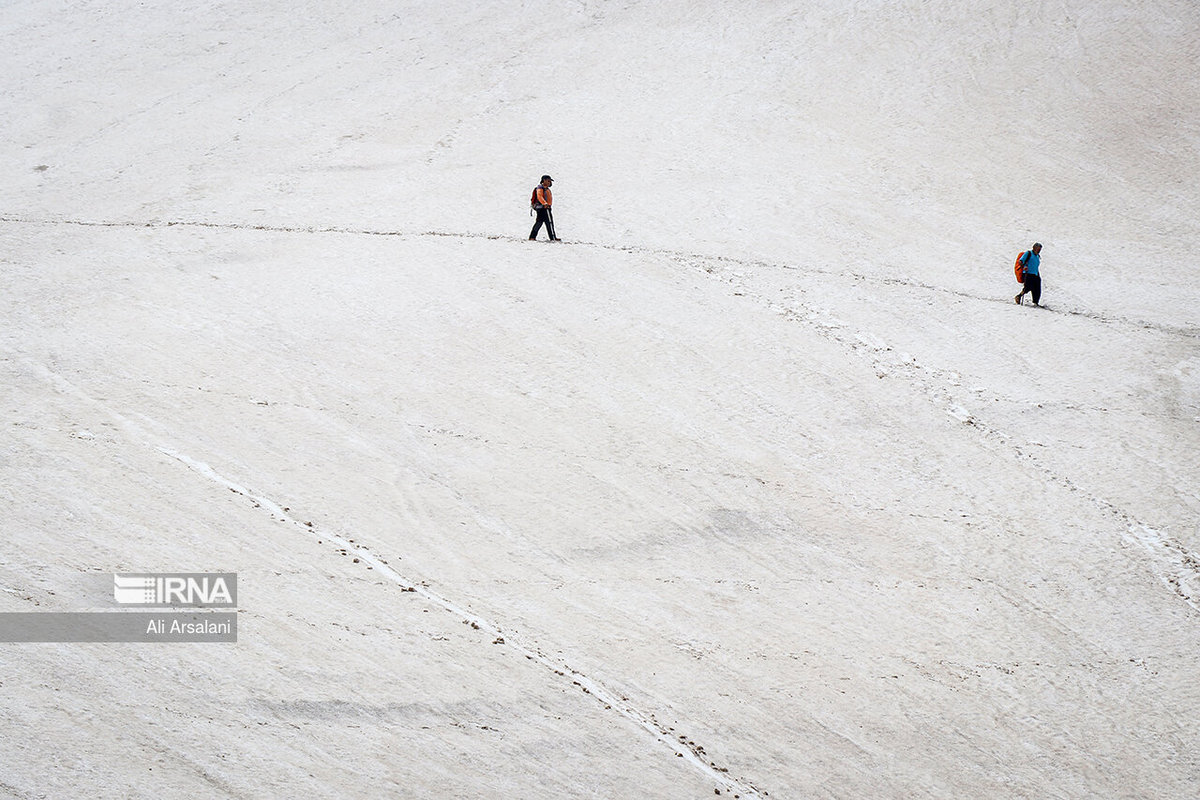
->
530, 209, 546, 239
1029, 274, 1041, 305
546, 209, 557, 240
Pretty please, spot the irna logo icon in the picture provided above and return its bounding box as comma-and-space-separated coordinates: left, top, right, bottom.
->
113, 574, 237, 607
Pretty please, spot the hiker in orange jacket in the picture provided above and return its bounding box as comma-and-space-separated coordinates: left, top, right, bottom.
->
529, 175, 559, 241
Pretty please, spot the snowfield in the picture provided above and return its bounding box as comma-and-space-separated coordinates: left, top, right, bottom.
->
2, 1, 1198, 798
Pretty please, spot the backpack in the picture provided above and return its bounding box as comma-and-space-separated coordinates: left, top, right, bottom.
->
531, 184, 551, 210
1014, 250, 1028, 283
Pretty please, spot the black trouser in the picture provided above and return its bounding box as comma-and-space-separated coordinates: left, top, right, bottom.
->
1019, 273, 1042, 304
530, 207, 556, 240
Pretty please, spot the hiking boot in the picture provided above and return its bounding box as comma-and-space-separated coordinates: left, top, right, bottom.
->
1014, 293, 1023, 305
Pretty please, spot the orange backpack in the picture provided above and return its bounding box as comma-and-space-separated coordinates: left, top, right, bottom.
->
1014, 251, 1028, 283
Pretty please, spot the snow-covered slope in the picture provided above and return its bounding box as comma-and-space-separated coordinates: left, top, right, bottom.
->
2, 1, 1198, 797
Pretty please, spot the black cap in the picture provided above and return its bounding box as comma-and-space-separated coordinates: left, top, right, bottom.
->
541, 175, 553, 182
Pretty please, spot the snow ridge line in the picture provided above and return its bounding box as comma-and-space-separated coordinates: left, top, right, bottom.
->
2, 213, 1195, 340
693, 269, 1200, 615
21, 356, 768, 800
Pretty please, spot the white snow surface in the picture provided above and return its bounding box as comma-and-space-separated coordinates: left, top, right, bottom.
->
2, 0, 1199, 797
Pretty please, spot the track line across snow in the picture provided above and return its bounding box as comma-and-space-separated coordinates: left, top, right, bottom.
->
2, 213, 1196, 340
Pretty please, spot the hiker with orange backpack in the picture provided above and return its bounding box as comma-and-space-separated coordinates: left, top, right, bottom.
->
1014, 243, 1043, 306
529, 175, 559, 241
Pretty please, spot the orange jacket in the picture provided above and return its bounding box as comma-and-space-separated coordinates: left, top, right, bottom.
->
532, 185, 552, 208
